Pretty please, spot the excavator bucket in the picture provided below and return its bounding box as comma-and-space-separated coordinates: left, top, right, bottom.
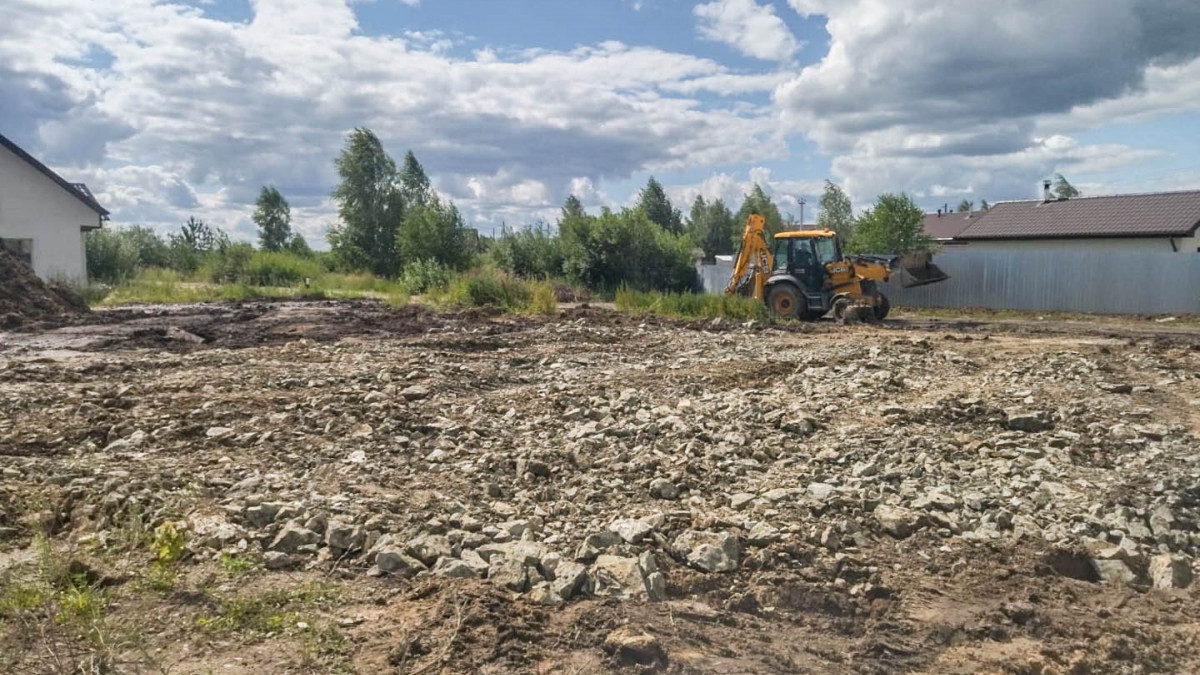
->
894, 251, 949, 288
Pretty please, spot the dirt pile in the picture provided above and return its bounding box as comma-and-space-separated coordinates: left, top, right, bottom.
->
0, 248, 88, 327
1, 304, 1199, 673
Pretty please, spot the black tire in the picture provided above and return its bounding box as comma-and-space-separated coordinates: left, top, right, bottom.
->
831, 297, 851, 322
766, 284, 802, 319
874, 293, 891, 321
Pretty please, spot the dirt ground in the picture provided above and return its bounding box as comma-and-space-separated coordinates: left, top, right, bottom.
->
1, 300, 1199, 674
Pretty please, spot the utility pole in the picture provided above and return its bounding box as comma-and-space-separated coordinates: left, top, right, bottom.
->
799, 198, 807, 227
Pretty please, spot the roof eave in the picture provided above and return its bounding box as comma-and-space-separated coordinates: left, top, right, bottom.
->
0, 133, 110, 217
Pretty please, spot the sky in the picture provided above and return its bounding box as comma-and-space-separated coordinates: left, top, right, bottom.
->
4, 0, 1200, 247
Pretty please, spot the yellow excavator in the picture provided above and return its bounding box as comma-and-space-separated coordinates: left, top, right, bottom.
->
726, 215, 948, 321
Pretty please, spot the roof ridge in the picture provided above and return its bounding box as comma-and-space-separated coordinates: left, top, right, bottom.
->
992, 186, 1200, 206
0, 132, 110, 217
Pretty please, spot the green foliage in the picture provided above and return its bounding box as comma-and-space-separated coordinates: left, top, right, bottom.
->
286, 232, 312, 257
687, 196, 736, 261
560, 208, 695, 293
86, 226, 172, 283
195, 583, 342, 637
203, 243, 255, 284
847, 193, 934, 255
1053, 173, 1081, 199
330, 128, 406, 277
637, 177, 684, 235
561, 194, 586, 220
399, 258, 453, 294
980, 199, 991, 210
399, 150, 432, 207
614, 286, 770, 321
529, 281, 558, 315
492, 223, 564, 279
254, 185, 293, 252
442, 269, 533, 311
151, 522, 185, 565
396, 196, 474, 271
956, 200, 973, 212
817, 180, 854, 239
734, 184, 785, 250
220, 554, 260, 575
246, 251, 324, 286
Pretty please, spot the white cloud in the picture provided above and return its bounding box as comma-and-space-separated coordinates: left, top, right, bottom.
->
778, 0, 1200, 206
695, 0, 801, 62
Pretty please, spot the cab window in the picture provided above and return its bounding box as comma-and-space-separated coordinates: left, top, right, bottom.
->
813, 237, 839, 265
773, 240, 789, 270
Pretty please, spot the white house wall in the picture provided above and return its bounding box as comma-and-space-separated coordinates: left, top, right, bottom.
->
953, 236, 1200, 253
0, 145, 98, 283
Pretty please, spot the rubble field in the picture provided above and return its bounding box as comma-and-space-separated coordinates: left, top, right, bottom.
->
2, 300, 1199, 674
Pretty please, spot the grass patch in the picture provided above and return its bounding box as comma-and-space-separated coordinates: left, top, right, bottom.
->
196, 582, 342, 638
529, 280, 558, 315
220, 553, 261, 575
615, 285, 771, 322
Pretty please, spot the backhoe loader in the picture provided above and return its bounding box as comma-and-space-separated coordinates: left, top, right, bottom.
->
726, 214, 948, 321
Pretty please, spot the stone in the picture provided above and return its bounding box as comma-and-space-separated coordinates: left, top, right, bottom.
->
400, 385, 431, 401
206, 426, 235, 440
808, 483, 836, 501
263, 551, 296, 570
1091, 558, 1137, 585
730, 493, 756, 510
270, 524, 320, 553
1006, 411, 1050, 433
1149, 505, 1174, 537
576, 531, 620, 562
610, 518, 656, 544
746, 522, 781, 546
459, 549, 491, 576
649, 478, 679, 500
875, 504, 918, 539
525, 583, 564, 606
592, 554, 652, 599
602, 628, 668, 669
326, 521, 363, 552
406, 534, 452, 566
375, 548, 427, 577
432, 557, 479, 579
1149, 554, 1192, 590
550, 561, 590, 600
245, 502, 283, 528
673, 530, 739, 573
488, 555, 531, 592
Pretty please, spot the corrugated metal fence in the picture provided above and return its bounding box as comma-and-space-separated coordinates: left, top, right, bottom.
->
697, 251, 1200, 314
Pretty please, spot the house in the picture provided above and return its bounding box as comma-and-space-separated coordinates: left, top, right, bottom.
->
0, 133, 109, 283
922, 210, 976, 245
954, 187, 1200, 253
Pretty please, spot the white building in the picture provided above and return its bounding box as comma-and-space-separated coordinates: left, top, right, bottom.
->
954, 188, 1200, 253
0, 133, 108, 283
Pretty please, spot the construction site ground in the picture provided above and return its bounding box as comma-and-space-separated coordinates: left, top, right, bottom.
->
2, 299, 1199, 674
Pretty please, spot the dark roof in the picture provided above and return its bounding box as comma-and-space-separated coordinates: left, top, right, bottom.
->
957, 190, 1200, 240
922, 211, 978, 240
0, 132, 109, 217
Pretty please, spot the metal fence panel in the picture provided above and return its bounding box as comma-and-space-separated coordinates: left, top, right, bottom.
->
697, 251, 1200, 314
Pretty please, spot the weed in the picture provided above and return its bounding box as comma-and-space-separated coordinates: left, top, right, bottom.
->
196, 582, 343, 638
615, 285, 771, 321
220, 553, 260, 575
151, 522, 185, 565
528, 280, 559, 315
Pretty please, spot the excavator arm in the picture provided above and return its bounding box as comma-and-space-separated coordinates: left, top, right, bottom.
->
725, 214, 773, 300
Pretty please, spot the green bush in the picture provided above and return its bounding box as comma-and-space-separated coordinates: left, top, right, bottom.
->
529, 280, 558, 315
614, 285, 769, 321
86, 226, 172, 283
492, 224, 564, 279
245, 251, 325, 286
202, 244, 254, 284
399, 259, 453, 294
396, 197, 475, 271
434, 269, 532, 311
561, 208, 696, 293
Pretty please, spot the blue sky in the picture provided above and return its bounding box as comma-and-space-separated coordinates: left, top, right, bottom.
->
3, 0, 1199, 246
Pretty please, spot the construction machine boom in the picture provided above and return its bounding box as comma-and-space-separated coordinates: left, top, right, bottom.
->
725, 217, 948, 321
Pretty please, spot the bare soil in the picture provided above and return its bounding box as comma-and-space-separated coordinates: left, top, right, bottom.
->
1, 300, 1198, 674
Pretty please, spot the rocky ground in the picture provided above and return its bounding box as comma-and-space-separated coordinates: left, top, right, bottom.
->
1, 300, 1199, 674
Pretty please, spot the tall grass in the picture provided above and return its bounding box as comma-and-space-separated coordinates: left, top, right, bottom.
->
614, 285, 770, 321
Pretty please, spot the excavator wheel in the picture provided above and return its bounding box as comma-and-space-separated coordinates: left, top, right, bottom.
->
766, 285, 802, 319
873, 293, 891, 321
831, 297, 851, 322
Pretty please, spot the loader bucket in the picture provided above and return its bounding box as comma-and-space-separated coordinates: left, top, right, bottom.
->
895, 251, 949, 288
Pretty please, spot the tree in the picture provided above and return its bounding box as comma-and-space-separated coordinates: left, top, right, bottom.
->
956, 200, 974, 213
980, 199, 991, 210
329, 128, 405, 277
560, 208, 694, 292
400, 150, 432, 207
1053, 173, 1080, 199
734, 184, 784, 250
847, 193, 933, 255
396, 195, 473, 270
254, 185, 292, 252
561, 194, 586, 221
816, 180, 854, 239
687, 196, 736, 261
286, 233, 312, 257
637, 177, 684, 235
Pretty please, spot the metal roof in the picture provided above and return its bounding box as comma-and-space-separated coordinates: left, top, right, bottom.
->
956, 190, 1200, 240
923, 211, 977, 240
0, 132, 110, 217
